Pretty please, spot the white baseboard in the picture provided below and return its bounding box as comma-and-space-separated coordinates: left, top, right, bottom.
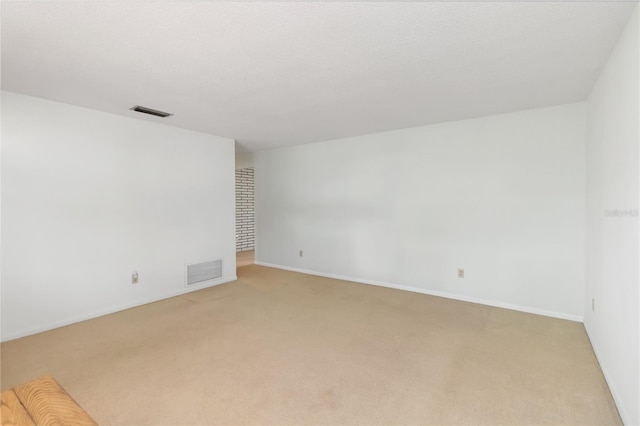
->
1, 276, 238, 342
254, 261, 583, 322
584, 325, 631, 425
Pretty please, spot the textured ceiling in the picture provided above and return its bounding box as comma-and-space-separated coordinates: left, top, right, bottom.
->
1, 1, 636, 150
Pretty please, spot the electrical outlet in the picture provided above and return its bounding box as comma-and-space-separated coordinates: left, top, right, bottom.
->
457, 268, 464, 278
132, 271, 139, 284
592, 298, 595, 312
299, 250, 303, 257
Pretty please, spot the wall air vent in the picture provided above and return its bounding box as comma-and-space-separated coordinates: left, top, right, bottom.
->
130, 105, 173, 118
186, 259, 223, 286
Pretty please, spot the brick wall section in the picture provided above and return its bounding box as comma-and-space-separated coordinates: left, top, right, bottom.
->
236, 168, 255, 252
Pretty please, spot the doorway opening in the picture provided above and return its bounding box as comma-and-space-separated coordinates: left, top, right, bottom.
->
236, 168, 255, 268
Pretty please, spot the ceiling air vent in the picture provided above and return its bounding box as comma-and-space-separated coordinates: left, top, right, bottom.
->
130, 105, 173, 118
186, 259, 223, 286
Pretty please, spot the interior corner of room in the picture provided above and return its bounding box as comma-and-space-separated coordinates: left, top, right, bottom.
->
1, 2, 638, 425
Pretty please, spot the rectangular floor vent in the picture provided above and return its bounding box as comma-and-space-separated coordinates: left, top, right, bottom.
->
187, 259, 222, 286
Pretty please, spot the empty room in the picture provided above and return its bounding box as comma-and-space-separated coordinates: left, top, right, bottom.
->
1, 1, 638, 425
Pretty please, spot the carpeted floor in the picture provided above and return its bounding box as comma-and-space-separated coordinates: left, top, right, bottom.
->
237, 250, 255, 268
1, 265, 621, 425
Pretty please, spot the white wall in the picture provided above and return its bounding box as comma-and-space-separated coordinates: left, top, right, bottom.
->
235, 142, 254, 170
255, 103, 586, 320
1, 91, 237, 341
585, 6, 639, 425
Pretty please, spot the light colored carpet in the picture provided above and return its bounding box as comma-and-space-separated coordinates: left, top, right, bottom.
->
1, 265, 621, 425
236, 250, 255, 268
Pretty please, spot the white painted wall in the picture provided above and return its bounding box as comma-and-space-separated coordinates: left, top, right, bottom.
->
584, 7, 639, 425
1, 91, 237, 341
255, 103, 586, 320
235, 142, 254, 170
